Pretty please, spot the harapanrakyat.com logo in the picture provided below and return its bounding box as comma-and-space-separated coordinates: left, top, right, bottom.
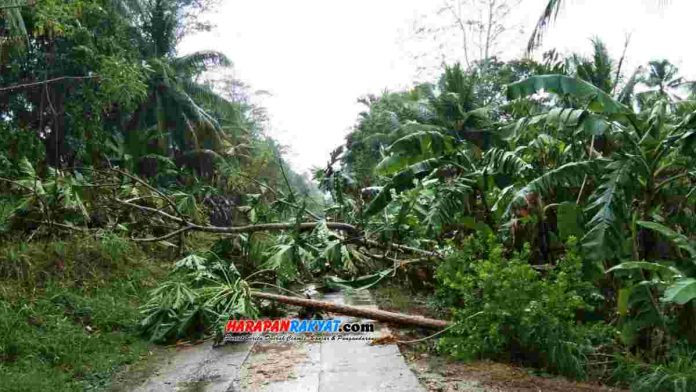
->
223, 319, 376, 342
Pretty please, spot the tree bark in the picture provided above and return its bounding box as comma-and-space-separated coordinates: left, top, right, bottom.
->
251, 291, 450, 330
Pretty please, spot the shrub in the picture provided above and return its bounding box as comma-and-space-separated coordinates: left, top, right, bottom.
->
0, 237, 164, 392
436, 235, 616, 379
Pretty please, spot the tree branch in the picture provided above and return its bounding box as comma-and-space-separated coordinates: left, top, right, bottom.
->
359, 238, 443, 259
130, 221, 360, 242
114, 198, 184, 224
0, 75, 97, 92
111, 168, 188, 223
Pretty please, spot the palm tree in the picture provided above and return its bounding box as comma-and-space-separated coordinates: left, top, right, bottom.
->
637, 60, 687, 104
0, 0, 29, 60
119, 0, 243, 174
527, 0, 669, 53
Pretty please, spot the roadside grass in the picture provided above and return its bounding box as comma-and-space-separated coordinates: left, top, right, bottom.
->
0, 235, 169, 391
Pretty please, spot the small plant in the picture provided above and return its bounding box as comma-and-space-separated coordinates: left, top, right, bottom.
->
612, 344, 696, 392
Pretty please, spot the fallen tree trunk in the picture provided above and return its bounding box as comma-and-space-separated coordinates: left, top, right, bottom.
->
251, 291, 450, 330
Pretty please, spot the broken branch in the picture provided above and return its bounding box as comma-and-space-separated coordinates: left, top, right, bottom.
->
111, 168, 188, 223
130, 221, 360, 242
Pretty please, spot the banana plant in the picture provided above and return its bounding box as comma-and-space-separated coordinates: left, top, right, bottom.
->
608, 221, 696, 306
506, 74, 695, 264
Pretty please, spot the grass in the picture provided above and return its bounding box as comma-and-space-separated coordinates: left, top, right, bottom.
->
0, 234, 169, 391
611, 345, 696, 392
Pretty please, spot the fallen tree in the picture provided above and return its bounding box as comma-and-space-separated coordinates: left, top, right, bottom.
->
251, 291, 450, 330
100, 169, 446, 259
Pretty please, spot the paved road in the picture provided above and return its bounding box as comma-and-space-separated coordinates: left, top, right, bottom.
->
131, 290, 425, 392
131, 341, 254, 392
238, 291, 425, 392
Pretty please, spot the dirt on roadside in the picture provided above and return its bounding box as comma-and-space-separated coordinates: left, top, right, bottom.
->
405, 353, 626, 392
240, 343, 310, 390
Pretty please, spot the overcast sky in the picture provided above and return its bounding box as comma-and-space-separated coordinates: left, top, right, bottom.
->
179, 0, 693, 174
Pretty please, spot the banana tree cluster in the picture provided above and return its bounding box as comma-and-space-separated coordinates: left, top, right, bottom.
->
324, 46, 694, 347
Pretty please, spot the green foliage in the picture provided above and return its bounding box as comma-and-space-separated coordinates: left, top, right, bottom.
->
613, 345, 696, 392
506, 160, 595, 214
663, 278, 696, 305
1, 3, 695, 388
0, 237, 166, 392
0, 234, 144, 288
581, 159, 633, 261
0, 125, 45, 177
437, 236, 610, 379
96, 56, 148, 112
139, 252, 257, 343
557, 202, 584, 240
364, 158, 440, 216
484, 147, 532, 176
637, 221, 696, 260
375, 130, 453, 175
507, 74, 628, 114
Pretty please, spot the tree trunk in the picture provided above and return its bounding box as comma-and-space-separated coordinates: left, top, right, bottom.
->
251, 291, 450, 330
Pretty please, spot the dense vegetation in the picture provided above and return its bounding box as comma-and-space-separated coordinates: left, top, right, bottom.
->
0, 0, 317, 390
330, 47, 696, 389
1, 1, 695, 391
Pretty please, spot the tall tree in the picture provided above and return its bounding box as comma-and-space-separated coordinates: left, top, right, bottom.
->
404, 0, 522, 79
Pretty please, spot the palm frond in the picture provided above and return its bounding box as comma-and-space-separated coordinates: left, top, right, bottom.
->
527, 0, 564, 53
423, 178, 473, 232
365, 158, 441, 216
507, 74, 629, 115
0, 1, 29, 59
484, 148, 532, 176
173, 50, 232, 76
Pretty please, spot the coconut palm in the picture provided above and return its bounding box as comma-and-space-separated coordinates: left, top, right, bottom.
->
121, 0, 242, 169
528, 0, 669, 53
637, 60, 688, 105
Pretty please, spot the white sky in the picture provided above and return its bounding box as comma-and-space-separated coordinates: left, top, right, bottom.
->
179, 0, 694, 175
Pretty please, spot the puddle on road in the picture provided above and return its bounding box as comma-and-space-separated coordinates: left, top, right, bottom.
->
342, 289, 375, 306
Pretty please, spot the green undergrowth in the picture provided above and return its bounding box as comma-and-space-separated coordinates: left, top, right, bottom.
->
0, 234, 168, 391
435, 234, 696, 391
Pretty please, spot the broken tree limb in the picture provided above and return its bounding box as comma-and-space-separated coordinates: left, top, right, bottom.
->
250, 291, 450, 330
361, 238, 443, 259
131, 221, 443, 260
107, 168, 442, 259
112, 168, 189, 223
130, 221, 360, 242
115, 198, 184, 223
